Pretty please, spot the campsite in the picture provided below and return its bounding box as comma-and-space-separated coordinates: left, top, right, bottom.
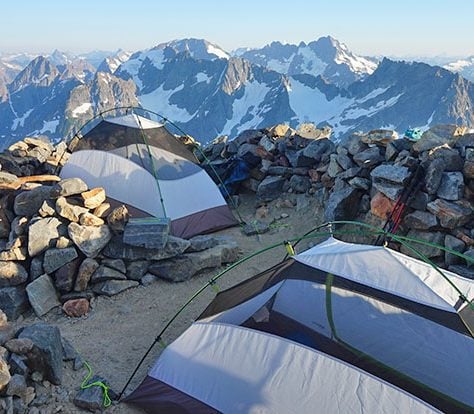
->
0, 108, 473, 413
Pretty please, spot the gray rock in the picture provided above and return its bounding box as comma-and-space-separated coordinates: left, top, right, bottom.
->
73, 375, 110, 412
123, 218, 170, 249
28, 217, 62, 257
52, 178, 88, 197
404, 211, 438, 230
448, 265, 474, 279
0, 287, 29, 320
295, 139, 335, 167
54, 258, 81, 292
353, 147, 383, 168
288, 175, 311, 193
68, 223, 111, 258
424, 158, 445, 195
426, 146, 463, 171
100, 259, 126, 274
19, 323, 63, 385
106, 205, 129, 234
38, 200, 56, 218
91, 265, 127, 283
92, 280, 138, 296
427, 199, 472, 229
0, 171, 18, 184
338, 167, 362, 180
348, 177, 371, 190
256, 176, 286, 202
14, 186, 53, 217
444, 235, 466, 266
5, 338, 33, 355
186, 235, 219, 253
259, 135, 276, 152
9, 354, 29, 377
343, 134, 369, 156
327, 154, 343, 178
0, 262, 28, 287
43, 247, 78, 274
336, 152, 354, 170
464, 249, 474, 268
436, 172, 464, 201
26, 275, 60, 317
408, 191, 430, 210
413, 129, 452, 152
61, 337, 79, 362
400, 231, 445, 258
29, 257, 44, 281
237, 143, 261, 167
55, 197, 89, 222
6, 374, 28, 400
372, 180, 404, 201
370, 164, 411, 185
267, 166, 292, 176
103, 235, 190, 261
242, 221, 270, 236
126, 260, 149, 281
10, 217, 28, 237
324, 187, 362, 222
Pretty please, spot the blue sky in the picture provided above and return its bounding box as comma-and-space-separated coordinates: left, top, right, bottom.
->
1, 0, 473, 57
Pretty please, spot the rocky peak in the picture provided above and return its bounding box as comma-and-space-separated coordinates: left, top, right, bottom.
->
222, 57, 253, 95
155, 38, 230, 61
9, 56, 59, 93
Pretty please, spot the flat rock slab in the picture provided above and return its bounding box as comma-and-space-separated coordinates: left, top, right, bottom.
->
43, 247, 78, 274
14, 186, 53, 216
92, 280, 139, 296
68, 223, 111, 258
123, 218, 171, 249
28, 217, 62, 257
19, 323, 63, 385
26, 274, 60, 317
91, 265, 127, 283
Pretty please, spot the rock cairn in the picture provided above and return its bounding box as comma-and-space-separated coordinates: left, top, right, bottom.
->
0, 136, 240, 322
202, 123, 474, 278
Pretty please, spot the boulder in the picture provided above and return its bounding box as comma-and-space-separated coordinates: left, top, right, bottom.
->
73, 375, 111, 412
74, 259, 99, 292
326, 154, 343, 178
102, 235, 190, 261
68, 223, 112, 258
372, 180, 404, 201
297, 139, 335, 166
30, 257, 44, 280
52, 178, 88, 197
92, 280, 139, 296
427, 199, 472, 229
4, 339, 33, 355
55, 196, 89, 222
370, 164, 411, 185
54, 258, 81, 292
6, 373, 35, 405
62, 299, 89, 317
413, 128, 453, 152
436, 172, 464, 201
126, 260, 150, 281
404, 211, 438, 230
81, 187, 106, 209
424, 158, 446, 195
43, 247, 78, 274
400, 231, 445, 258
186, 235, 219, 253
353, 147, 383, 168
348, 177, 371, 190
26, 275, 60, 317
0, 357, 11, 392
14, 186, 53, 216
426, 145, 463, 171
91, 265, 127, 283
256, 176, 286, 202
0, 287, 29, 320
444, 235, 466, 266
324, 187, 362, 222
336, 149, 354, 170
370, 192, 396, 219
107, 205, 129, 233
123, 218, 170, 249
0, 262, 28, 287
343, 134, 369, 156
19, 323, 63, 385
237, 143, 261, 167
28, 217, 62, 257
79, 212, 105, 226
288, 175, 311, 193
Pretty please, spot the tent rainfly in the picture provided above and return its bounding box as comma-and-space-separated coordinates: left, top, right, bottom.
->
125, 237, 474, 413
61, 114, 237, 239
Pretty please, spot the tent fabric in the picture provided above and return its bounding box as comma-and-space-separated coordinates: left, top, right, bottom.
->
74, 114, 197, 162
60, 149, 237, 238
127, 322, 439, 414
295, 237, 474, 312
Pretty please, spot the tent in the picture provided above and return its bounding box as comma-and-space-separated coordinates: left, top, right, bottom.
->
125, 237, 474, 413
61, 114, 237, 238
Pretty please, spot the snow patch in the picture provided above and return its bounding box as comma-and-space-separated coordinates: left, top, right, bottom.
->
357, 87, 391, 103
139, 84, 195, 123
207, 44, 229, 60
298, 46, 327, 76
196, 72, 211, 83
267, 54, 295, 73
40, 119, 59, 134
71, 103, 92, 118
11, 109, 33, 131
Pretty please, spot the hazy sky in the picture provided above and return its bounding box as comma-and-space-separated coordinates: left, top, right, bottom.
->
1, 0, 473, 57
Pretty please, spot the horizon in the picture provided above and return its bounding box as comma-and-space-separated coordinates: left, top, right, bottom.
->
1, 0, 474, 58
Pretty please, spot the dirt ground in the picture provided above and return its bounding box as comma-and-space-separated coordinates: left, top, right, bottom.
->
20, 193, 333, 413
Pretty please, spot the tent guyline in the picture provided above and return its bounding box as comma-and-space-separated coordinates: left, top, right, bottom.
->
57, 105, 245, 224
117, 220, 474, 401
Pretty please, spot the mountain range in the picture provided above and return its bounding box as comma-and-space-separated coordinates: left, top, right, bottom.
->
0, 37, 473, 149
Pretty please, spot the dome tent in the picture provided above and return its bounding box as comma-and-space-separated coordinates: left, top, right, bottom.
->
125, 236, 474, 413
61, 113, 237, 239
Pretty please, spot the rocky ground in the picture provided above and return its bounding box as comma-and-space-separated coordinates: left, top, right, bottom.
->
1, 122, 473, 413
